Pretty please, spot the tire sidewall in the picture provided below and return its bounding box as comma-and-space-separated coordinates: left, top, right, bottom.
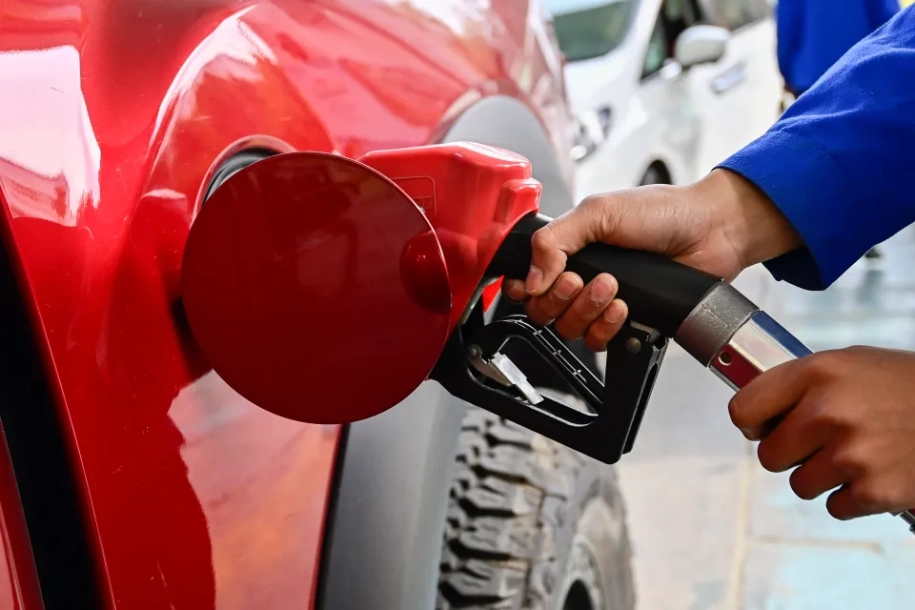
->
534, 456, 633, 610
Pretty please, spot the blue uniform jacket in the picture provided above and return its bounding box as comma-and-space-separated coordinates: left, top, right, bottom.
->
718, 6, 915, 291
777, 0, 899, 93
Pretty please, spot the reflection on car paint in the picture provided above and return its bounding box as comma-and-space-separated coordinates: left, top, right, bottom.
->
0, 0, 570, 607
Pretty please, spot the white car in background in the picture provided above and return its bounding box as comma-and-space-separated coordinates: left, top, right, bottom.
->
545, 0, 782, 200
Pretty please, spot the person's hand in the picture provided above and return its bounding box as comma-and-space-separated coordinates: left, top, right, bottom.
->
501, 169, 802, 350
730, 346, 915, 520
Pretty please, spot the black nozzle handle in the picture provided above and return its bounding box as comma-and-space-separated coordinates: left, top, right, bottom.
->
488, 213, 723, 336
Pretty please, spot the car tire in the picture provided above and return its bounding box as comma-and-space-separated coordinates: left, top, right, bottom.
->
437, 408, 636, 610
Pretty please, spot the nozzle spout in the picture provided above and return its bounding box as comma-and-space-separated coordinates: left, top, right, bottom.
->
674, 282, 811, 389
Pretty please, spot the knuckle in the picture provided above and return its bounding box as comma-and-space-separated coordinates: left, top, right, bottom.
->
882, 483, 910, 511
807, 400, 838, 427
553, 316, 583, 341
801, 353, 832, 379
530, 227, 555, 252
542, 297, 566, 316
835, 436, 883, 471
846, 344, 870, 356
811, 401, 854, 433
829, 451, 861, 476
803, 349, 849, 380
829, 448, 863, 477
848, 481, 887, 513
584, 332, 608, 353
589, 317, 616, 342
524, 301, 551, 326
562, 270, 585, 287
549, 276, 583, 305
578, 193, 606, 210
542, 292, 563, 312
578, 195, 618, 236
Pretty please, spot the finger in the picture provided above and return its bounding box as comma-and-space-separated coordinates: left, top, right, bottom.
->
553, 274, 618, 340
742, 414, 785, 442
756, 396, 828, 473
826, 483, 885, 521
789, 447, 849, 501
584, 299, 628, 352
523, 272, 585, 326
526, 200, 614, 296
502, 279, 528, 304
729, 357, 812, 435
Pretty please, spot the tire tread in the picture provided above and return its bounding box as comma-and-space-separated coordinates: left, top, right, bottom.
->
437, 409, 634, 610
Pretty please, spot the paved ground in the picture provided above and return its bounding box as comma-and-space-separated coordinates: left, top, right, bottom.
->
616, 226, 915, 610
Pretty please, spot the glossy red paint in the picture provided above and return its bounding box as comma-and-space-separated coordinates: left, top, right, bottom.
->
182, 152, 452, 424
0, 0, 571, 607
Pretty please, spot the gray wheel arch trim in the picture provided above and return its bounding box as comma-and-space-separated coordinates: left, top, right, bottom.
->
314, 94, 577, 610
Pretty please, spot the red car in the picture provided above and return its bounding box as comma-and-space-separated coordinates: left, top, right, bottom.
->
0, 1, 634, 608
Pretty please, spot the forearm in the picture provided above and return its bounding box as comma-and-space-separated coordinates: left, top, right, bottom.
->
716, 7, 915, 290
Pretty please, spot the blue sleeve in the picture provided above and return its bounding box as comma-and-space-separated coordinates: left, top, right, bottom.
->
717, 6, 915, 291
775, 0, 801, 83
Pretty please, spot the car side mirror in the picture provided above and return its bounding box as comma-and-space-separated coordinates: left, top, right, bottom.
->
674, 25, 730, 68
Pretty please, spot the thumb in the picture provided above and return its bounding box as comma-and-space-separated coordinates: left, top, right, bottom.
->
526, 200, 611, 296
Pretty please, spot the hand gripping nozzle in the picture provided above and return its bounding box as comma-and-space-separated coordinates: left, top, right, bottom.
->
429, 212, 915, 536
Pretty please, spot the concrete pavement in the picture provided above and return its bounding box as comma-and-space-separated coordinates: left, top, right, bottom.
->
617, 226, 915, 609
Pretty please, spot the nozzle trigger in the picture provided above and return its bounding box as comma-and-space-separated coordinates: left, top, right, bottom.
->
468, 346, 545, 405
430, 305, 668, 464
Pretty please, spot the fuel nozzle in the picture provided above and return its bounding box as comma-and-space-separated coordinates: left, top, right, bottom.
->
432, 211, 717, 464
433, 212, 915, 533
434, 211, 807, 457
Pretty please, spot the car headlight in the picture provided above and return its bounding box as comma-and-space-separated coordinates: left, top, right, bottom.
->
570, 106, 612, 162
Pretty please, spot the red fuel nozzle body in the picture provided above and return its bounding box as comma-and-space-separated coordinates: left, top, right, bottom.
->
358, 143, 543, 330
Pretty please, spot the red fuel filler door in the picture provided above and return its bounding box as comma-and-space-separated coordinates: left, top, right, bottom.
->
182, 142, 685, 465
181, 144, 545, 425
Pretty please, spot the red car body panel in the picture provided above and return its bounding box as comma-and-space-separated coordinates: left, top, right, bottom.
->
0, 0, 572, 607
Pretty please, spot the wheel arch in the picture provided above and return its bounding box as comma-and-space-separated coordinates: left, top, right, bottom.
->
314, 94, 579, 610
641, 159, 673, 185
